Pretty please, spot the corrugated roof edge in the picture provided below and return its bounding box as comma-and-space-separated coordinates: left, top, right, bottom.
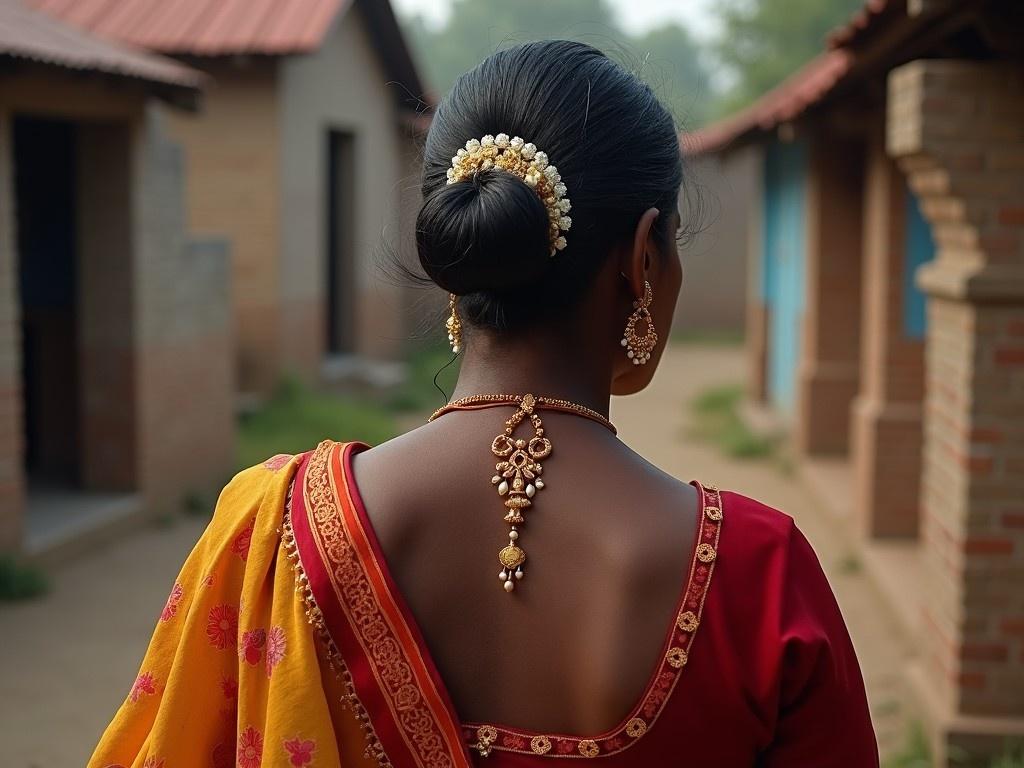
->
1, 1, 204, 95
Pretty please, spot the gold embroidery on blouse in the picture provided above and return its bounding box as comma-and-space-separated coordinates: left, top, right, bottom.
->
459, 481, 724, 759
475, 726, 498, 757
677, 610, 699, 632
665, 647, 689, 669
696, 543, 716, 563
625, 717, 647, 738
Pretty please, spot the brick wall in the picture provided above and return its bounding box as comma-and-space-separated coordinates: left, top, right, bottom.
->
852, 127, 925, 538
163, 60, 281, 396
134, 107, 235, 514
797, 126, 865, 454
888, 58, 1024, 751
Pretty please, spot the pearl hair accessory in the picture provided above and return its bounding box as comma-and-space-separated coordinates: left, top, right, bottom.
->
446, 133, 572, 257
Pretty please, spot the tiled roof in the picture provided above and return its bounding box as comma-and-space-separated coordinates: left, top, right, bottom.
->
682, 50, 851, 155
827, 0, 895, 49
30, 0, 349, 55
0, 0, 203, 88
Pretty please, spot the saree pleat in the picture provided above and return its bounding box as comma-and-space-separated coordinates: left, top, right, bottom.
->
89, 454, 356, 768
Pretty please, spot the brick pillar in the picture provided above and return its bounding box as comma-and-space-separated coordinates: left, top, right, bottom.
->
888, 59, 1024, 759
851, 129, 925, 538
0, 111, 25, 551
796, 129, 864, 455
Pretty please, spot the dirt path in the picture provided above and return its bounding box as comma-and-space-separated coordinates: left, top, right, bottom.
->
0, 342, 908, 766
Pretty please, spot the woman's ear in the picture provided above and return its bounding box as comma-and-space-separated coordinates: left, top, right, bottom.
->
619, 207, 660, 299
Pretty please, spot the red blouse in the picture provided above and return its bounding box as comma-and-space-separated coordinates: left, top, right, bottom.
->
289, 441, 878, 767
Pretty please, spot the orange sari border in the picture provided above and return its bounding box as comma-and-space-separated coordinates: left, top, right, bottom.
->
289, 440, 472, 768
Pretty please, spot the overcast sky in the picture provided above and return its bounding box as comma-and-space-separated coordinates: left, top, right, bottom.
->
391, 0, 721, 40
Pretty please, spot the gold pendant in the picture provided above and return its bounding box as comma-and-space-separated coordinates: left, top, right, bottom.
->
489, 394, 551, 592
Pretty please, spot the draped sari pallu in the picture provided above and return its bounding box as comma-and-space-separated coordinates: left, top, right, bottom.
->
91, 439, 878, 768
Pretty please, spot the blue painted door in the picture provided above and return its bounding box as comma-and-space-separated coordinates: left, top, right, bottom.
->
903, 186, 936, 338
762, 140, 807, 413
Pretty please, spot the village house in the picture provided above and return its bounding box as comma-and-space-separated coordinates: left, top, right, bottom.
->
34, 0, 429, 396
0, 2, 234, 557
687, 0, 1023, 762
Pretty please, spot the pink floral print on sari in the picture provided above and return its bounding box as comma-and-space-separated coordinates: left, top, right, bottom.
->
238, 725, 264, 768
262, 454, 293, 472
232, 518, 255, 562
238, 628, 266, 666
283, 737, 316, 766
265, 625, 286, 677
160, 582, 183, 622
206, 604, 238, 650
129, 671, 157, 703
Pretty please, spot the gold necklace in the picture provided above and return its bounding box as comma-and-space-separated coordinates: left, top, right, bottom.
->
428, 393, 616, 593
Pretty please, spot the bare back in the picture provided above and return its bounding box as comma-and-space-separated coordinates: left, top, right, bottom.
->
350, 409, 699, 735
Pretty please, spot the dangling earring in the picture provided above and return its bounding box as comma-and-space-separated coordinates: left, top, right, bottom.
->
621, 281, 657, 365
446, 293, 462, 354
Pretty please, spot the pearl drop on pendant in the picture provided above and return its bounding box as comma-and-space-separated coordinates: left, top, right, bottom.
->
504, 580, 515, 592
509, 530, 519, 540
499, 569, 507, 580
535, 479, 544, 489
491, 475, 501, 484
498, 480, 509, 495
526, 483, 536, 498
515, 567, 524, 580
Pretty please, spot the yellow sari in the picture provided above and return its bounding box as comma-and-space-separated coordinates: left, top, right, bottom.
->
89, 450, 379, 768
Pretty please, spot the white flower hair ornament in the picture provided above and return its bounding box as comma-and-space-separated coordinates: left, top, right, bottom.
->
446, 133, 572, 256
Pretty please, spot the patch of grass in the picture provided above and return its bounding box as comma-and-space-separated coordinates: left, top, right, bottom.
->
237, 377, 398, 470
386, 340, 461, 414
0, 556, 50, 601
885, 722, 932, 768
689, 385, 778, 460
153, 512, 177, 529
838, 553, 862, 574
182, 490, 210, 518
670, 328, 744, 346
986, 743, 1024, 768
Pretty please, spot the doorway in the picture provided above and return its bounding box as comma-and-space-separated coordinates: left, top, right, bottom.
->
15, 117, 81, 487
325, 130, 357, 355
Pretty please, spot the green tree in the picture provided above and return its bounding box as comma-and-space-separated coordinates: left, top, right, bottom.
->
401, 0, 709, 127
710, 0, 863, 118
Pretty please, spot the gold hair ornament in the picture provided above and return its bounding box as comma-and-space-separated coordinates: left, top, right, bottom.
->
446, 134, 572, 257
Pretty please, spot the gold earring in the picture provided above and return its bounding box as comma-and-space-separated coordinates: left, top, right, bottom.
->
446, 293, 462, 354
621, 281, 657, 365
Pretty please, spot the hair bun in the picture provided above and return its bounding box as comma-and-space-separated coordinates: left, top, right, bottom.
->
416, 168, 551, 296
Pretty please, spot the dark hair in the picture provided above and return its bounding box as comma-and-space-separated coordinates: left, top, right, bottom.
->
417, 40, 683, 332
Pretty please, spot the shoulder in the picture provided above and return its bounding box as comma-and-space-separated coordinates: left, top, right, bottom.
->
716, 488, 802, 560
204, 452, 308, 543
